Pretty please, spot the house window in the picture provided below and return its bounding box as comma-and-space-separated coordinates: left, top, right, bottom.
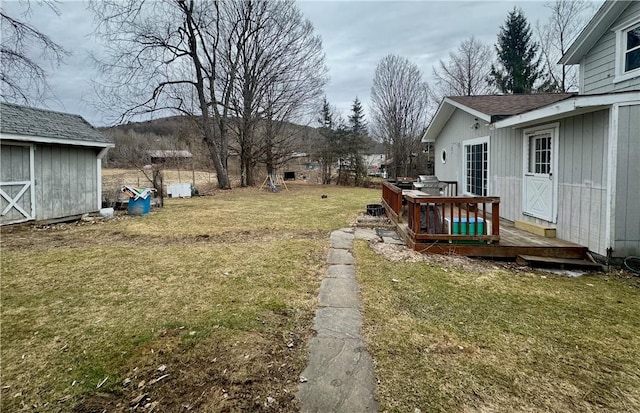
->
615, 21, 640, 82
624, 24, 640, 72
463, 138, 488, 196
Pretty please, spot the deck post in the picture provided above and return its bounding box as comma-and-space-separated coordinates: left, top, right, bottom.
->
492, 202, 500, 237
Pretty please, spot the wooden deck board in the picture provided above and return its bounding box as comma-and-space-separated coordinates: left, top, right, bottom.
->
395, 220, 588, 259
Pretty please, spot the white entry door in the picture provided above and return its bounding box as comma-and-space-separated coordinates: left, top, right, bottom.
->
523, 127, 558, 223
0, 144, 35, 225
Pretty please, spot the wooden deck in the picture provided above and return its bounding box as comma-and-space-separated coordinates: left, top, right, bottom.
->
382, 181, 589, 260
396, 220, 588, 259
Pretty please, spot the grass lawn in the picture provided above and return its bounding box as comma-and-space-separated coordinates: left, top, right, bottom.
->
356, 242, 640, 412
3, 181, 639, 412
0, 183, 380, 412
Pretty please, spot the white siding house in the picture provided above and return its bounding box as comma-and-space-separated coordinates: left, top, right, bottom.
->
423, 0, 640, 259
0, 103, 114, 225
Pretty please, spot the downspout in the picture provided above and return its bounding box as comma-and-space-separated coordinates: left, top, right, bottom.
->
97, 147, 111, 210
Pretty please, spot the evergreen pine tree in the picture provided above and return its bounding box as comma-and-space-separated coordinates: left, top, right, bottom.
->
317, 98, 337, 184
346, 97, 368, 185
490, 8, 542, 94
348, 97, 367, 137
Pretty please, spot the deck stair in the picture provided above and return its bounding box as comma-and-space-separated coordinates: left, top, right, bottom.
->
516, 255, 603, 271
515, 220, 556, 238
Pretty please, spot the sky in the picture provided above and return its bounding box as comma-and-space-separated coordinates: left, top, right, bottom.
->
3, 0, 598, 126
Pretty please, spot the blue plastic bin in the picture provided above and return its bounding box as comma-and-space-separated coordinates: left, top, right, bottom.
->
128, 196, 151, 215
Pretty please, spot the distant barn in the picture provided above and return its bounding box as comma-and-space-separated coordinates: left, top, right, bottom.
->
0, 102, 114, 225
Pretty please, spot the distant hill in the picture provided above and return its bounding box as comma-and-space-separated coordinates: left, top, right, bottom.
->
100, 115, 384, 169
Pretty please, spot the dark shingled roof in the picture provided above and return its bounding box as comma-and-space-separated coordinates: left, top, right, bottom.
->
448, 93, 575, 122
0, 102, 112, 145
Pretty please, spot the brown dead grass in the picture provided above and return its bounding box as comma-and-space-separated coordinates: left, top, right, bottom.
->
0, 182, 380, 412
357, 240, 640, 413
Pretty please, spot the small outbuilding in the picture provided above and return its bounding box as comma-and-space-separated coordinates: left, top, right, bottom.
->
0, 102, 114, 225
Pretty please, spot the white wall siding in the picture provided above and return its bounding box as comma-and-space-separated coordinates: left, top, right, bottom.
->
554, 110, 609, 255
433, 109, 492, 191
34, 144, 100, 220
582, 1, 640, 94
490, 127, 523, 222
614, 104, 640, 257
433, 109, 524, 221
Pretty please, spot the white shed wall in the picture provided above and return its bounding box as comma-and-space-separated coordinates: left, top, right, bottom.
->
34, 144, 100, 220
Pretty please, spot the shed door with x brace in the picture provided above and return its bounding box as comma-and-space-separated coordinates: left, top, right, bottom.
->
1, 143, 35, 225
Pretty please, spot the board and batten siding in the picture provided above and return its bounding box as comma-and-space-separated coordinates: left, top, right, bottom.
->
491, 110, 610, 255
433, 109, 492, 192
554, 110, 609, 256
433, 109, 524, 221
489, 127, 522, 223
582, 1, 640, 94
33, 144, 99, 220
614, 104, 640, 256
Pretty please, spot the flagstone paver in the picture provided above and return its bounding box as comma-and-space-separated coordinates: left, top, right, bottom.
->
297, 228, 378, 413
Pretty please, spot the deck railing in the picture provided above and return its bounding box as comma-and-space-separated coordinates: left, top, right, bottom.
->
381, 181, 403, 223
381, 180, 499, 243
382, 180, 458, 224
405, 193, 500, 243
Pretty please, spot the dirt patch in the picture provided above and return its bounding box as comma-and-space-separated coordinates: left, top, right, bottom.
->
73, 326, 311, 412
367, 237, 640, 282
0, 216, 328, 251
368, 239, 502, 273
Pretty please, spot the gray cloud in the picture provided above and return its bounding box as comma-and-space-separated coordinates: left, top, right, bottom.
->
2, 0, 596, 126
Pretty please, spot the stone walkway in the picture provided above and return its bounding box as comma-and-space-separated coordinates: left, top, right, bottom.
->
297, 228, 378, 412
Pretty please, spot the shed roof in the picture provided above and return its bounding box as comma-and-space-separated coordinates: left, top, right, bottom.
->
0, 102, 113, 147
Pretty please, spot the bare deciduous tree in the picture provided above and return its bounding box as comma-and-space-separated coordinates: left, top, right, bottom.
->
1, 1, 69, 104
227, 0, 326, 187
429, 36, 495, 108
90, 0, 248, 189
370, 54, 429, 178
90, 0, 324, 189
537, 1, 595, 92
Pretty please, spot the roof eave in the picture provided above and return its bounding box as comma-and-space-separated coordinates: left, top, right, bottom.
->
493, 92, 640, 129
1, 133, 115, 148
422, 97, 491, 143
559, 1, 630, 65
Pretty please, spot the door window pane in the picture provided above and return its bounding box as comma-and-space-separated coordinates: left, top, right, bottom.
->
465, 142, 487, 196
529, 135, 551, 174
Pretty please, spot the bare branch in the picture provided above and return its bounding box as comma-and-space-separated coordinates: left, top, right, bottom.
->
370, 54, 429, 178
0, 2, 69, 104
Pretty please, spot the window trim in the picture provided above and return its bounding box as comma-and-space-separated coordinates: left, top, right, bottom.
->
614, 20, 640, 84
461, 136, 489, 197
